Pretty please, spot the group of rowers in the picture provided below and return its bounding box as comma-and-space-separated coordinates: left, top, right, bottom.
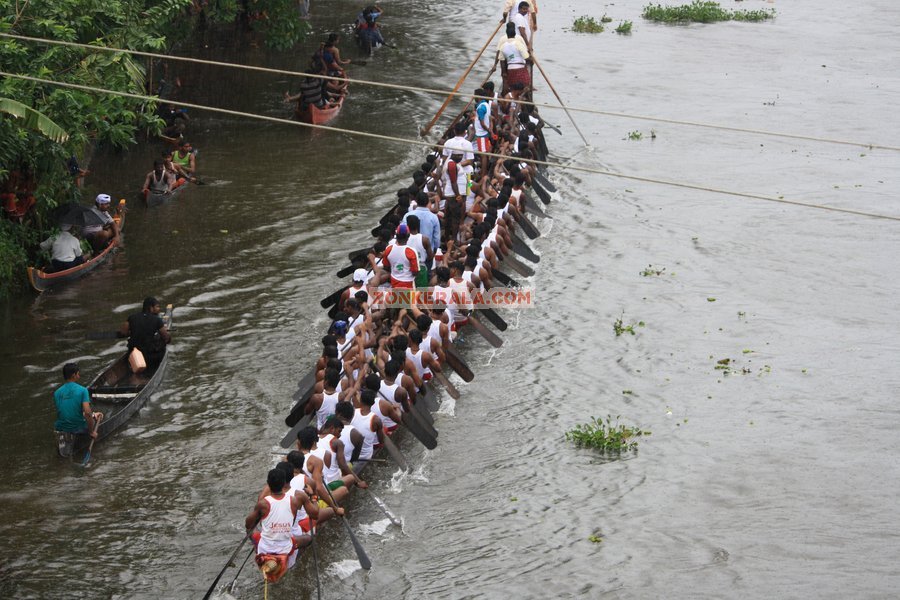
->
38, 193, 121, 272
141, 139, 199, 199
243, 18, 550, 582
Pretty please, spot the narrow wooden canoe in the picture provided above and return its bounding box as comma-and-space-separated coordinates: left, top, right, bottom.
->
55, 305, 174, 457
295, 93, 346, 125
26, 199, 126, 293
142, 177, 188, 206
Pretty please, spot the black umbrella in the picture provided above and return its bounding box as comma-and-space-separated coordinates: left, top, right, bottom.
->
57, 203, 106, 228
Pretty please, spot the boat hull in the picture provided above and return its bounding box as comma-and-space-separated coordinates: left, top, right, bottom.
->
295, 94, 345, 125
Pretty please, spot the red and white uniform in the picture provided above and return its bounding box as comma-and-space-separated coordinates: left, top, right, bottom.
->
257, 494, 296, 555
383, 243, 419, 288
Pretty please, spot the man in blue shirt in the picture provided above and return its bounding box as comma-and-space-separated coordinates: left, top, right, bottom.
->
403, 191, 441, 251
54, 363, 102, 437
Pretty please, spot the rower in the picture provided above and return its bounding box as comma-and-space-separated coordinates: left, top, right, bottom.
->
82, 194, 120, 252
119, 296, 171, 372
335, 400, 365, 465
142, 160, 176, 198
297, 425, 356, 506
171, 141, 196, 176
382, 223, 420, 289
305, 368, 343, 430
404, 215, 432, 287
350, 389, 386, 461
406, 328, 443, 385
245, 468, 310, 583
53, 363, 103, 457
364, 372, 402, 434
257, 460, 322, 569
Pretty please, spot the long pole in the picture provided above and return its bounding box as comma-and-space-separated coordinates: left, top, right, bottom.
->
531, 55, 591, 148
420, 18, 506, 137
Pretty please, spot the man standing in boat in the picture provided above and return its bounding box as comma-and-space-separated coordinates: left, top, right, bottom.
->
382, 223, 420, 289
53, 363, 103, 456
119, 297, 171, 371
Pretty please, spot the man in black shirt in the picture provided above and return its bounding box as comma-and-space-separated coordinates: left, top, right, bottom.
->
120, 297, 171, 371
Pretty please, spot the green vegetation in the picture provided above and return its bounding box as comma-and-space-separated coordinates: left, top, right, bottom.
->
641, 264, 666, 277
0, 0, 311, 297
615, 20, 634, 34
588, 534, 603, 543
566, 415, 650, 452
642, 1, 774, 23
573, 16, 605, 33
600, 15, 613, 23
613, 316, 645, 336
627, 130, 643, 140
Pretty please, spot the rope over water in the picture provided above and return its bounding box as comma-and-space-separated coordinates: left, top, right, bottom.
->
2, 32, 898, 152
2, 71, 897, 224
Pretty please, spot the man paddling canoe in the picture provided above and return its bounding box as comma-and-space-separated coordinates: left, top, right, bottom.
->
119, 297, 172, 372
53, 362, 103, 457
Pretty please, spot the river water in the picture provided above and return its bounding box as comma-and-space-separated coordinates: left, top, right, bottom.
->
1, 0, 899, 598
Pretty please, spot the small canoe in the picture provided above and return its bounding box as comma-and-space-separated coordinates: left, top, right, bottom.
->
295, 93, 346, 125
26, 199, 126, 293
142, 177, 188, 206
55, 305, 174, 458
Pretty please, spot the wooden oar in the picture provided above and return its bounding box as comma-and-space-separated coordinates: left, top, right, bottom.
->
543, 120, 563, 135
534, 170, 556, 192
322, 482, 372, 570
468, 314, 503, 348
365, 489, 401, 527
400, 411, 437, 449
308, 519, 323, 600
320, 285, 348, 309
433, 371, 460, 400
225, 547, 254, 594
512, 207, 541, 239
336, 263, 356, 278
85, 331, 123, 340
380, 435, 410, 471
510, 232, 540, 263
349, 245, 373, 261
420, 19, 505, 137
80, 418, 101, 467
503, 254, 535, 277
444, 343, 475, 382
532, 56, 590, 147
521, 193, 549, 219
201, 527, 255, 600
480, 307, 508, 332
492, 269, 520, 288
531, 179, 552, 204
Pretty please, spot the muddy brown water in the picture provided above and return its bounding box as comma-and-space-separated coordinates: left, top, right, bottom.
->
1, 0, 899, 597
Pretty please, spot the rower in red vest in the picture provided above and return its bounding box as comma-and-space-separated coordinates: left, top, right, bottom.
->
245, 468, 310, 583
382, 223, 420, 289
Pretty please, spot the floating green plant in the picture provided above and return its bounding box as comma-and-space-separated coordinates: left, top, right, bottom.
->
573, 16, 605, 33
642, 1, 774, 23
566, 415, 650, 452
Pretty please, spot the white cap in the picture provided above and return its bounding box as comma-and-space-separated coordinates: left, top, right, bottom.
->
353, 268, 368, 282
95, 193, 111, 204
60, 223, 73, 231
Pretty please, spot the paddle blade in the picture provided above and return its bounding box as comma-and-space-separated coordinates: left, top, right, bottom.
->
504, 255, 535, 277
336, 264, 355, 278
434, 371, 461, 400
513, 210, 541, 240
382, 435, 410, 471
532, 180, 552, 204
80, 449, 92, 466
510, 233, 540, 263
320, 286, 347, 309
492, 269, 520, 288
468, 314, 503, 348
480, 308, 508, 332
444, 344, 474, 382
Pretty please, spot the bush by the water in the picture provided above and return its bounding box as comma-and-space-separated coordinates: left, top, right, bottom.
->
565, 415, 649, 452
643, 1, 774, 23
572, 16, 605, 33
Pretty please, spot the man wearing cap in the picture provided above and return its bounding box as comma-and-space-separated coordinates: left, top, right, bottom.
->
83, 194, 119, 252
39, 223, 85, 271
382, 224, 420, 289
53, 363, 103, 455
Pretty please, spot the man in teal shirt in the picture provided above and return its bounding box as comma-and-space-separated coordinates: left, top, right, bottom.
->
54, 363, 102, 437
